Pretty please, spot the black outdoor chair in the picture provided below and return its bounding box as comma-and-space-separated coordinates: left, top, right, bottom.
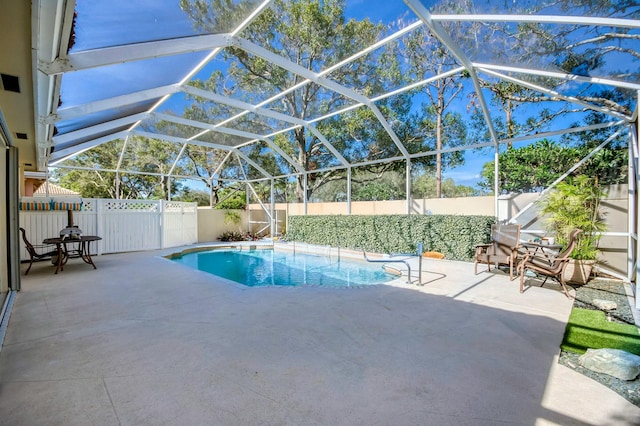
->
19, 227, 59, 275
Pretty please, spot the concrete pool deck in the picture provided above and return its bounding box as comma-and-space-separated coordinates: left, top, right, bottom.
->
1, 244, 639, 425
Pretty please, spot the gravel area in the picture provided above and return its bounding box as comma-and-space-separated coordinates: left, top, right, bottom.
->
558, 278, 640, 407
572, 279, 636, 326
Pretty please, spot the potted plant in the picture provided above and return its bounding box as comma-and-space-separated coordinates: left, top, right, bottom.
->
538, 175, 607, 284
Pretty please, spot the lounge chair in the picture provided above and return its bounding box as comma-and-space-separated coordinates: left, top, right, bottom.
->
19, 227, 59, 275
474, 224, 521, 280
517, 229, 583, 298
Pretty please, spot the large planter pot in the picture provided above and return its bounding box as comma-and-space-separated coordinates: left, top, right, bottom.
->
563, 259, 596, 284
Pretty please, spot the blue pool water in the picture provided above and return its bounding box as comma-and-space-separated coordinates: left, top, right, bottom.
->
172, 249, 396, 287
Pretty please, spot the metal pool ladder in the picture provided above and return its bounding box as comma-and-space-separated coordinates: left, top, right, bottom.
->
362, 243, 423, 285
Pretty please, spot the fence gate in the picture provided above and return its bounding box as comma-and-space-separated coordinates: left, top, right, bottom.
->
19, 198, 198, 258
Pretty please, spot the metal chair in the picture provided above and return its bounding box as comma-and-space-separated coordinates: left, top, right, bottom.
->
517, 229, 583, 298
474, 224, 521, 280
19, 227, 59, 275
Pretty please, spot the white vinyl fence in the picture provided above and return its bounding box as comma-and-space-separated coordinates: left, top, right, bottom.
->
19, 198, 197, 259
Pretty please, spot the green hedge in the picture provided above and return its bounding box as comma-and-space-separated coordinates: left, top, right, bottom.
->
286, 214, 496, 261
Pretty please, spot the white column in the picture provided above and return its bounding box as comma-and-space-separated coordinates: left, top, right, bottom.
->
347, 167, 352, 215
406, 159, 412, 215
270, 179, 276, 236
632, 105, 640, 309
115, 172, 120, 199
628, 124, 637, 284
303, 174, 308, 215
494, 146, 500, 219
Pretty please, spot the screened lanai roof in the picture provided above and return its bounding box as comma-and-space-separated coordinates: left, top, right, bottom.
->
33, 0, 640, 188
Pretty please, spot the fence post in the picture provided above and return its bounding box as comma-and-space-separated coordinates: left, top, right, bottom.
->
160, 200, 165, 249
96, 199, 103, 255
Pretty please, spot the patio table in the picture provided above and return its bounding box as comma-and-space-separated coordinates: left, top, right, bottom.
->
42, 235, 102, 274
521, 241, 563, 264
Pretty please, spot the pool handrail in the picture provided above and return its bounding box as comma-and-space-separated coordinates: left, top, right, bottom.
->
362, 250, 421, 285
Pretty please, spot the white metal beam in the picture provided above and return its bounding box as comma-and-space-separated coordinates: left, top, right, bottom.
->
51, 112, 149, 145
132, 130, 234, 151
167, 143, 189, 177
44, 84, 181, 124
181, 85, 308, 127
256, 138, 305, 174
500, 120, 625, 146
153, 112, 304, 173
509, 127, 627, 225
404, 1, 500, 145
33, 0, 75, 169
371, 67, 466, 103
475, 63, 640, 91
347, 167, 352, 214
123, 0, 274, 138
39, 34, 232, 75
115, 134, 130, 172
478, 68, 631, 121
306, 126, 349, 166
235, 150, 272, 178
406, 160, 412, 214
52, 164, 206, 181
628, 121, 638, 283
213, 151, 234, 178
369, 104, 411, 158
432, 14, 640, 29
234, 37, 411, 158
49, 131, 128, 163
234, 38, 371, 104
153, 112, 265, 141
634, 94, 640, 303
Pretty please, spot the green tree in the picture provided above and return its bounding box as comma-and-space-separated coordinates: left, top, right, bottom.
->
180, 0, 425, 202
413, 175, 479, 198
462, 1, 638, 117
53, 138, 177, 199
478, 139, 627, 193
470, 80, 558, 146
173, 187, 211, 206
351, 170, 406, 201
405, 26, 468, 197
538, 175, 607, 260
215, 187, 247, 209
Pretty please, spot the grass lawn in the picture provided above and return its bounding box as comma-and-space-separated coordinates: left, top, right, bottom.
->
561, 307, 640, 355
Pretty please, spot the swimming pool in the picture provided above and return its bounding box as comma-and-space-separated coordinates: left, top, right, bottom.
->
171, 248, 396, 287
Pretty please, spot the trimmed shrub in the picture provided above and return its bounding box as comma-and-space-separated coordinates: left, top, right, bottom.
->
218, 231, 245, 242
285, 214, 496, 261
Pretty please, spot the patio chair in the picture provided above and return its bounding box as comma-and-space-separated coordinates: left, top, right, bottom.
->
474, 224, 521, 280
19, 227, 59, 275
517, 229, 583, 298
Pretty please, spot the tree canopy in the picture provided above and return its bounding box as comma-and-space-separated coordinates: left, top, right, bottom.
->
478, 138, 627, 193
179, 0, 470, 201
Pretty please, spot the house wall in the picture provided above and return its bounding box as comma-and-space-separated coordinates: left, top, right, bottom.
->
266, 196, 495, 217
197, 208, 248, 242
